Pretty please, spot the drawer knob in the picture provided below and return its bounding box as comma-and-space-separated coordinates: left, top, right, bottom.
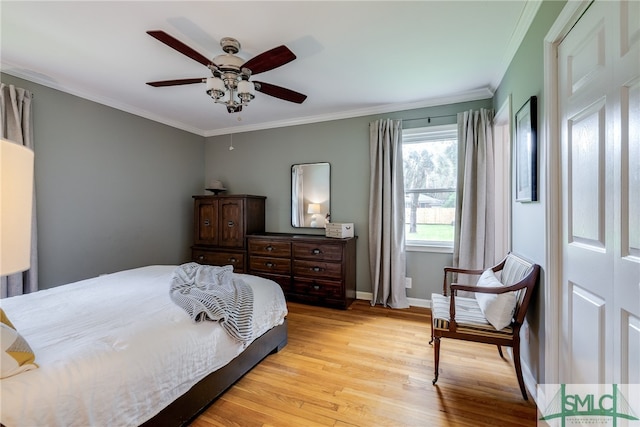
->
266, 262, 274, 268
203, 219, 210, 226
266, 245, 274, 251
229, 257, 237, 263
312, 248, 321, 255
312, 266, 323, 272
198, 255, 205, 260
312, 285, 321, 290
227, 220, 235, 227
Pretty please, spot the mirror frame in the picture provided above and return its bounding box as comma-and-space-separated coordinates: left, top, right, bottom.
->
291, 162, 331, 228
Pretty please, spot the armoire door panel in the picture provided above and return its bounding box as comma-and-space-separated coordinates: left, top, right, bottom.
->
219, 200, 244, 248
195, 200, 219, 246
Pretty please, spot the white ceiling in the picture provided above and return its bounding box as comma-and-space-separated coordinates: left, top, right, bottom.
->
1, 1, 540, 137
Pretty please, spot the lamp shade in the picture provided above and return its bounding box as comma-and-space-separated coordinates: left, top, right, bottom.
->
307, 203, 321, 215
237, 80, 255, 98
1, 139, 34, 276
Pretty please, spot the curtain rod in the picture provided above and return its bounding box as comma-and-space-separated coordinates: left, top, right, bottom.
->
403, 114, 457, 124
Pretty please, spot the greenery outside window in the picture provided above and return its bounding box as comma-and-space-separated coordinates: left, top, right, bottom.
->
402, 124, 457, 251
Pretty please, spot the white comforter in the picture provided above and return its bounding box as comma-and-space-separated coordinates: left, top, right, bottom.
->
0, 265, 287, 427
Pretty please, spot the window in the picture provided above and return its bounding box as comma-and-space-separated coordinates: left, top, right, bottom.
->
402, 124, 457, 250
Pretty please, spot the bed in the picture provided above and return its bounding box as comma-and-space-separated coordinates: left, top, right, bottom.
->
0, 264, 288, 427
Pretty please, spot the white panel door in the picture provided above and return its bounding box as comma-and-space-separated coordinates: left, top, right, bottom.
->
558, 0, 640, 384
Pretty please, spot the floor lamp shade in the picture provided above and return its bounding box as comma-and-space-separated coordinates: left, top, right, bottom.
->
1, 139, 34, 276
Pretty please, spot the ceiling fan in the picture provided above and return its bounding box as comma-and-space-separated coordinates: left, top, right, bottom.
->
146, 30, 307, 113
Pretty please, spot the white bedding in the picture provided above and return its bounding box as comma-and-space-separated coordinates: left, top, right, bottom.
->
0, 265, 287, 427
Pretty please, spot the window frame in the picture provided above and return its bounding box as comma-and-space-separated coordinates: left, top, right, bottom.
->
402, 124, 458, 253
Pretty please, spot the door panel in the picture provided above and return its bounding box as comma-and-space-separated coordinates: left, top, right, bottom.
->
219, 199, 244, 248
195, 199, 219, 246
622, 80, 640, 258
569, 283, 606, 383
568, 102, 606, 248
623, 312, 640, 384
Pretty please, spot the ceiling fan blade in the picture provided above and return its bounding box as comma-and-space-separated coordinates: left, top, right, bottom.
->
242, 45, 296, 75
146, 78, 205, 87
147, 30, 212, 67
254, 81, 307, 104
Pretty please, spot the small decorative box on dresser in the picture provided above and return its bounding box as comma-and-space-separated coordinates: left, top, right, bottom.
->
247, 233, 356, 309
191, 195, 266, 273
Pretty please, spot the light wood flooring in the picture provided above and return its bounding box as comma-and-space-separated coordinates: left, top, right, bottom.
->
191, 300, 538, 427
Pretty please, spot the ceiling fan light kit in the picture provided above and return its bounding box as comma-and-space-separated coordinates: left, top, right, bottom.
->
146, 31, 307, 114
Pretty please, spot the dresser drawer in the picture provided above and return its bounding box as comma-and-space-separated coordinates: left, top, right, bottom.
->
248, 239, 291, 258
293, 242, 343, 261
293, 259, 342, 280
292, 278, 343, 299
192, 249, 245, 273
249, 256, 291, 275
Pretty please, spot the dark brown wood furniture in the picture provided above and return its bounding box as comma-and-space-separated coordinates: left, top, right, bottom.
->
429, 253, 540, 400
140, 320, 287, 426
191, 195, 266, 273
247, 233, 356, 309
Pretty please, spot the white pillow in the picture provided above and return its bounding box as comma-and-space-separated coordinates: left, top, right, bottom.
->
1, 309, 38, 378
475, 269, 517, 330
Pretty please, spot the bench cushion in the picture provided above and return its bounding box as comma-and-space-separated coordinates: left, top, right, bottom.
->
431, 293, 513, 338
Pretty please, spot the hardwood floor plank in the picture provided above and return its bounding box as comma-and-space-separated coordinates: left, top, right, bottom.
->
193, 300, 537, 426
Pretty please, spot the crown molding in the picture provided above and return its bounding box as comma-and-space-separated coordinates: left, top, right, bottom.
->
1, 66, 206, 136
204, 87, 494, 137
490, 0, 543, 90
3, 65, 492, 138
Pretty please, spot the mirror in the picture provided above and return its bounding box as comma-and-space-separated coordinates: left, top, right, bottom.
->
291, 162, 330, 228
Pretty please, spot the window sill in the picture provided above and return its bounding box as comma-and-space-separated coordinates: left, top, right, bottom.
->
406, 243, 453, 254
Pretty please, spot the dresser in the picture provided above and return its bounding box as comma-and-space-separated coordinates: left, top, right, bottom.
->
191, 195, 266, 273
247, 233, 356, 309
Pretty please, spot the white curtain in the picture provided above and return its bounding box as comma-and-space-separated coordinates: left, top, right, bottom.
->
368, 119, 409, 308
1, 83, 38, 297
453, 109, 495, 285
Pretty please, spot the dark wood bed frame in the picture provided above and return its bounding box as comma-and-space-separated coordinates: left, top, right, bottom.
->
140, 319, 288, 427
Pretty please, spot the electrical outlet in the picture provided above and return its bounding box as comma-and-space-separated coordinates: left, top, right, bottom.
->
405, 277, 412, 288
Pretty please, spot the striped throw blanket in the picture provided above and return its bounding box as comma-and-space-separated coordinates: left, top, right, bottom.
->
170, 263, 254, 343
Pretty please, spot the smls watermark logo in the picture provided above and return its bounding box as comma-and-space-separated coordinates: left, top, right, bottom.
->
538, 384, 640, 426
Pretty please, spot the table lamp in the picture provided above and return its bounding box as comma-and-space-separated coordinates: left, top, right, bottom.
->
1, 138, 34, 276
307, 203, 321, 228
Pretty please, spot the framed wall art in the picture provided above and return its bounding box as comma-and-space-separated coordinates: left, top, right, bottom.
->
515, 96, 538, 202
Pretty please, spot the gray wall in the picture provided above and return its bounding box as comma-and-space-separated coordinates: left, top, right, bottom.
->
1, 73, 204, 289
493, 0, 567, 386
203, 98, 492, 299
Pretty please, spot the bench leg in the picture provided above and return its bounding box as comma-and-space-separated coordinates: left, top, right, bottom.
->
432, 336, 440, 385
429, 321, 434, 345
513, 341, 528, 400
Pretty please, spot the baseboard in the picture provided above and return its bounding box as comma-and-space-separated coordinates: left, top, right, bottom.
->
356, 291, 431, 308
